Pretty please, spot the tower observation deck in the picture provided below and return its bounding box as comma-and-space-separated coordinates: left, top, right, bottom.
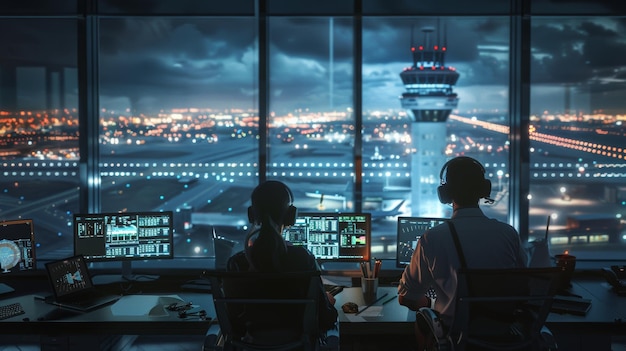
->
400, 27, 460, 122
400, 26, 460, 217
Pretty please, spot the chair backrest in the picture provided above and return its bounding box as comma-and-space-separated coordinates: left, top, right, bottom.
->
206, 270, 321, 351
450, 267, 561, 351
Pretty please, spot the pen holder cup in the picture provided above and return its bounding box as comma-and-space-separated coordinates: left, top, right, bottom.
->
361, 277, 379, 304
555, 254, 576, 291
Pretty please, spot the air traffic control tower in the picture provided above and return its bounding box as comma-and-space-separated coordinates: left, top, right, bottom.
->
399, 27, 459, 216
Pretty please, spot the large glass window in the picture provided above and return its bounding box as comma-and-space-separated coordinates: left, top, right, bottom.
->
362, 17, 511, 258
4, 1, 625, 270
530, 17, 626, 260
0, 19, 79, 260
98, 18, 257, 259
267, 18, 355, 213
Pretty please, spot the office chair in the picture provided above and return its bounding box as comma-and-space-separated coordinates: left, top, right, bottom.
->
447, 267, 561, 351
203, 270, 329, 351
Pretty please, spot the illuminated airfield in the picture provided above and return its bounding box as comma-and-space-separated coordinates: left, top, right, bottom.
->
1, 112, 625, 261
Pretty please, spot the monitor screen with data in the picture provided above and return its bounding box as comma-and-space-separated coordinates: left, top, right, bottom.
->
396, 216, 447, 268
282, 212, 370, 262
0, 219, 36, 273
73, 211, 174, 261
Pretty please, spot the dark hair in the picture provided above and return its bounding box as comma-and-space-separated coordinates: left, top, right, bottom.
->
442, 157, 491, 206
246, 180, 293, 272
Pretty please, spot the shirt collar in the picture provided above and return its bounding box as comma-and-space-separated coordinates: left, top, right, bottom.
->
451, 207, 486, 219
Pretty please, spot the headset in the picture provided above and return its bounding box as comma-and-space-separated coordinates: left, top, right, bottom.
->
247, 180, 297, 227
437, 156, 492, 205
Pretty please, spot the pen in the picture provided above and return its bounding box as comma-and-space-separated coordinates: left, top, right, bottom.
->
355, 292, 389, 316
381, 295, 397, 305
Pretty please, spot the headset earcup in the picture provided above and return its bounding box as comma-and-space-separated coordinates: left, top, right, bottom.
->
438, 184, 452, 204
283, 205, 297, 226
482, 179, 492, 198
247, 206, 256, 224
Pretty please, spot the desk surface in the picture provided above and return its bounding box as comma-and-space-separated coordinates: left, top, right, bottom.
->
334, 286, 415, 334
333, 277, 626, 335
546, 278, 626, 333
2, 275, 624, 338
0, 292, 214, 336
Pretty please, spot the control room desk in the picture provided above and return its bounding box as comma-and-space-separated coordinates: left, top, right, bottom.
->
545, 277, 626, 351
334, 279, 626, 351
0, 292, 215, 349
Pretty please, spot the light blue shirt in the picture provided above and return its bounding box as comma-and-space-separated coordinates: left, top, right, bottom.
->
398, 207, 527, 324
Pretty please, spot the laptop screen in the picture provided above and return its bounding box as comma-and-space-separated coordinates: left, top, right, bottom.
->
396, 217, 447, 268
45, 255, 94, 298
282, 212, 371, 262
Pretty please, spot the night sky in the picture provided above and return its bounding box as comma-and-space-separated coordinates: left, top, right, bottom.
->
4, 16, 626, 115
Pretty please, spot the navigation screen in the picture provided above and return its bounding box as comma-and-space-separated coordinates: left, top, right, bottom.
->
283, 212, 370, 261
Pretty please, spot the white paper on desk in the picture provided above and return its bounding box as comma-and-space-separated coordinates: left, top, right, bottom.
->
345, 306, 383, 322
110, 295, 184, 317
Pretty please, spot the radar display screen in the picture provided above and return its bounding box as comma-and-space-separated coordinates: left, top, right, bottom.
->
0, 219, 36, 273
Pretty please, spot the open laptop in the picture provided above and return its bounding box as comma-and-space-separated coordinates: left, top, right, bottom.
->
44, 254, 120, 311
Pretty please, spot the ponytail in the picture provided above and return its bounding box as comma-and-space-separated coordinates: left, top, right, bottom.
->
244, 217, 288, 272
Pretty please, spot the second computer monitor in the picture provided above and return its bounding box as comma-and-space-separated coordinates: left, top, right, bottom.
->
396, 216, 447, 268
283, 212, 371, 262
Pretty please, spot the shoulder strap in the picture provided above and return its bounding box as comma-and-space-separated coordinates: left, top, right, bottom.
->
448, 221, 468, 269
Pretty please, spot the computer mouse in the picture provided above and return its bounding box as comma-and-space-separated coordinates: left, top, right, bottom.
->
341, 302, 358, 314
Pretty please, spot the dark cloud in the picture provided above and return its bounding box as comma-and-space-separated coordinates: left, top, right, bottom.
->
1, 19, 76, 67
4, 15, 626, 114
530, 19, 626, 86
269, 17, 353, 62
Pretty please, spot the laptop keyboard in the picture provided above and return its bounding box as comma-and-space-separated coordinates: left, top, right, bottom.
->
0, 302, 25, 320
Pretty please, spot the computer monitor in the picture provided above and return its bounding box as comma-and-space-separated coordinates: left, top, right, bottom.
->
282, 212, 371, 262
396, 216, 447, 268
0, 219, 36, 294
73, 211, 174, 282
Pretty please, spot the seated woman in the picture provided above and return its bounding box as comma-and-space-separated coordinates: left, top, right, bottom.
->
227, 180, 338, 343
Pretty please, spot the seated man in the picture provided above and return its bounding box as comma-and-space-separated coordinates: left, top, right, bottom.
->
398, 157, 527, 349
227, 180, 338, 342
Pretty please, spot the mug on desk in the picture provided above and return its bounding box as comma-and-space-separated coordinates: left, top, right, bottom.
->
361, 277, 379, 304
555, 253, 576, 291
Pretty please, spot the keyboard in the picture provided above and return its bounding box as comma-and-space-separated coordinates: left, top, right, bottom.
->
0, 302, 25, 320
